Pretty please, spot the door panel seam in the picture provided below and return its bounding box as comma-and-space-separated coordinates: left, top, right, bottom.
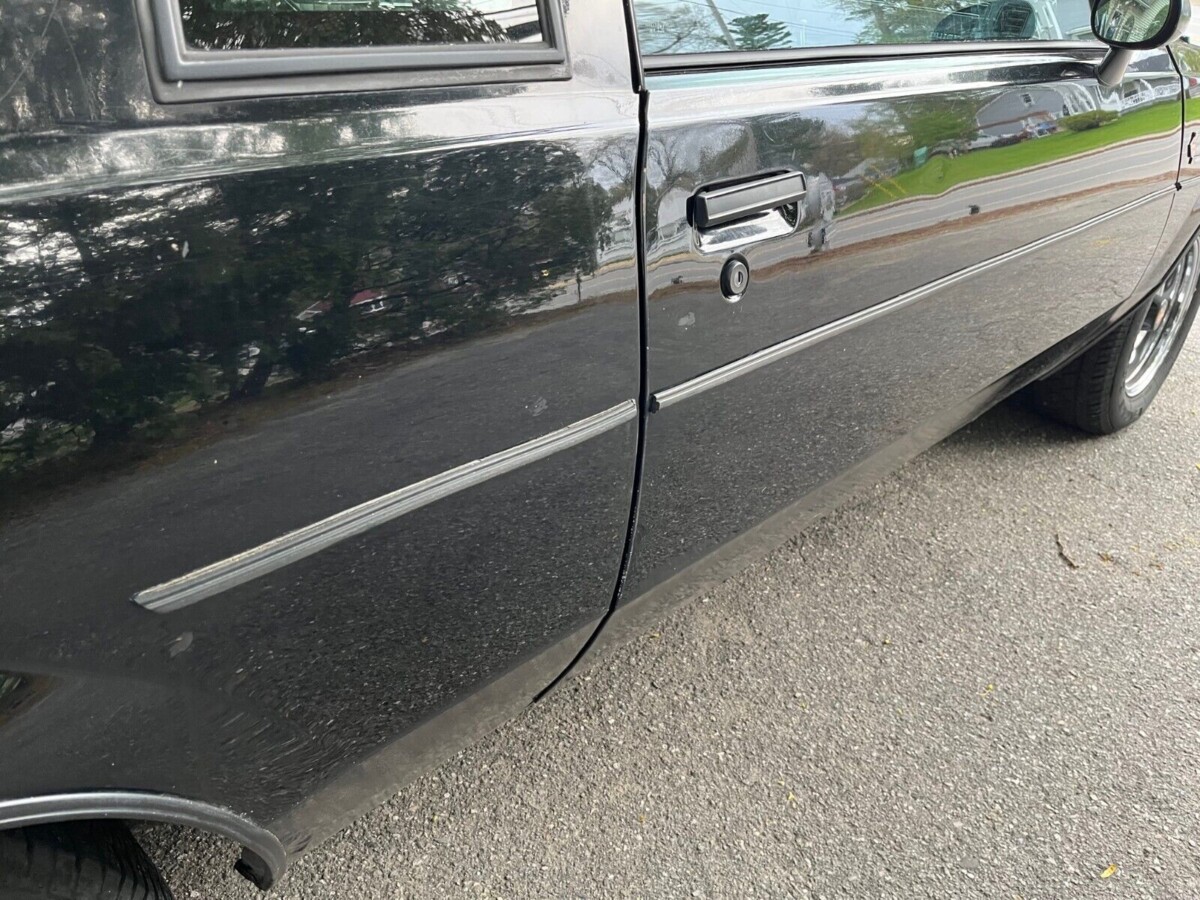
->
536, 74, 650, 699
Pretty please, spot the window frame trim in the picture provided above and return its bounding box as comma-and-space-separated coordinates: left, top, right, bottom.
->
150, 0, 567, 82
641, 40, 1105, 73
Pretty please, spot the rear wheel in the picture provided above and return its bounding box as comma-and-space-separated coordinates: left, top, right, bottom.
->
1030, 235, 1200, 435
0, 821, 173, 900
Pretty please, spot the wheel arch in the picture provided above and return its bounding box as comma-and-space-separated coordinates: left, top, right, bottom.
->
0, 791, 286, 889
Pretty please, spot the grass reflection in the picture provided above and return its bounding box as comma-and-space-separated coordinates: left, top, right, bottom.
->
847, 100, 1179, 213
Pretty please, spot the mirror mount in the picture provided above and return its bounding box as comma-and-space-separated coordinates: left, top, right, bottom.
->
1095, 47, 1135, 87
1091, 0, 1190, 86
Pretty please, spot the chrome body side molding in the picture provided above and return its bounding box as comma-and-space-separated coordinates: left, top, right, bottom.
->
651, 188, 1176, 411
133, 400, 638, 613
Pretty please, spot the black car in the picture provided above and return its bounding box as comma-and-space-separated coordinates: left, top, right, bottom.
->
2, 0, 1198, 894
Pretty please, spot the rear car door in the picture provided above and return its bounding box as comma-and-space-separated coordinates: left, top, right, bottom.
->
625, 1, 1183, 606
0, 0, 638, 854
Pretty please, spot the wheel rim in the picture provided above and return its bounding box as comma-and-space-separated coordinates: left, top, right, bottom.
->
1125, 236, 1200, 397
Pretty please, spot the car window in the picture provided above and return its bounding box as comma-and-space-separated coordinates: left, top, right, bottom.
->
179, 0, 544, 52
633, 0, 1094, 54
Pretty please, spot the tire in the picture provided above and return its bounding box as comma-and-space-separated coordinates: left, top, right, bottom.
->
1029, 235, 1200, 435
0, 822, 173, 900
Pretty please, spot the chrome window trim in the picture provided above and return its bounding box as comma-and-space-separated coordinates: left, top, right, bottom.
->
641, 39, 1104, 72
146, 0, 567, 86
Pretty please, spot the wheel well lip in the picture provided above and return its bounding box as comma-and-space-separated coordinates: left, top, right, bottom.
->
0, 790, 287, 888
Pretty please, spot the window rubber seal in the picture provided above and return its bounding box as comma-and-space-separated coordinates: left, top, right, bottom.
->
139, 0, 571, 102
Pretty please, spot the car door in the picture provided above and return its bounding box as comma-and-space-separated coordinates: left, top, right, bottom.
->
0, 0, 638, 859
1161, 33, 1200, 285
623, 2, 1182, 608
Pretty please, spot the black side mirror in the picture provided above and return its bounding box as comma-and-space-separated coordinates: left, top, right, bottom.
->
1092, 0, 1191, 86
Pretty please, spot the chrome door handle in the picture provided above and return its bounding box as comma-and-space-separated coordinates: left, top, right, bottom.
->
691, 171, 807, 229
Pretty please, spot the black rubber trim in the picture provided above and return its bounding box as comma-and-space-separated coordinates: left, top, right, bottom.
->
643, 40, 1103, 72
619, 0, 647, 93
0, 792, 286, 889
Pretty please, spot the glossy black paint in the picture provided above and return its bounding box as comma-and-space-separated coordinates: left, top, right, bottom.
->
625, 49, 1183, 606
1160, 37, 1200, 290
1, 0, 1196, 890
0, 0, 639, 870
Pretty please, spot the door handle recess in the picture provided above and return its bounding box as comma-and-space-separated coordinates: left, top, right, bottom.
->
692, 171, 807, 229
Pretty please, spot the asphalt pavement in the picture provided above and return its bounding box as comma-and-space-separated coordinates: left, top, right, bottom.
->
143, 338, 1200, 899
